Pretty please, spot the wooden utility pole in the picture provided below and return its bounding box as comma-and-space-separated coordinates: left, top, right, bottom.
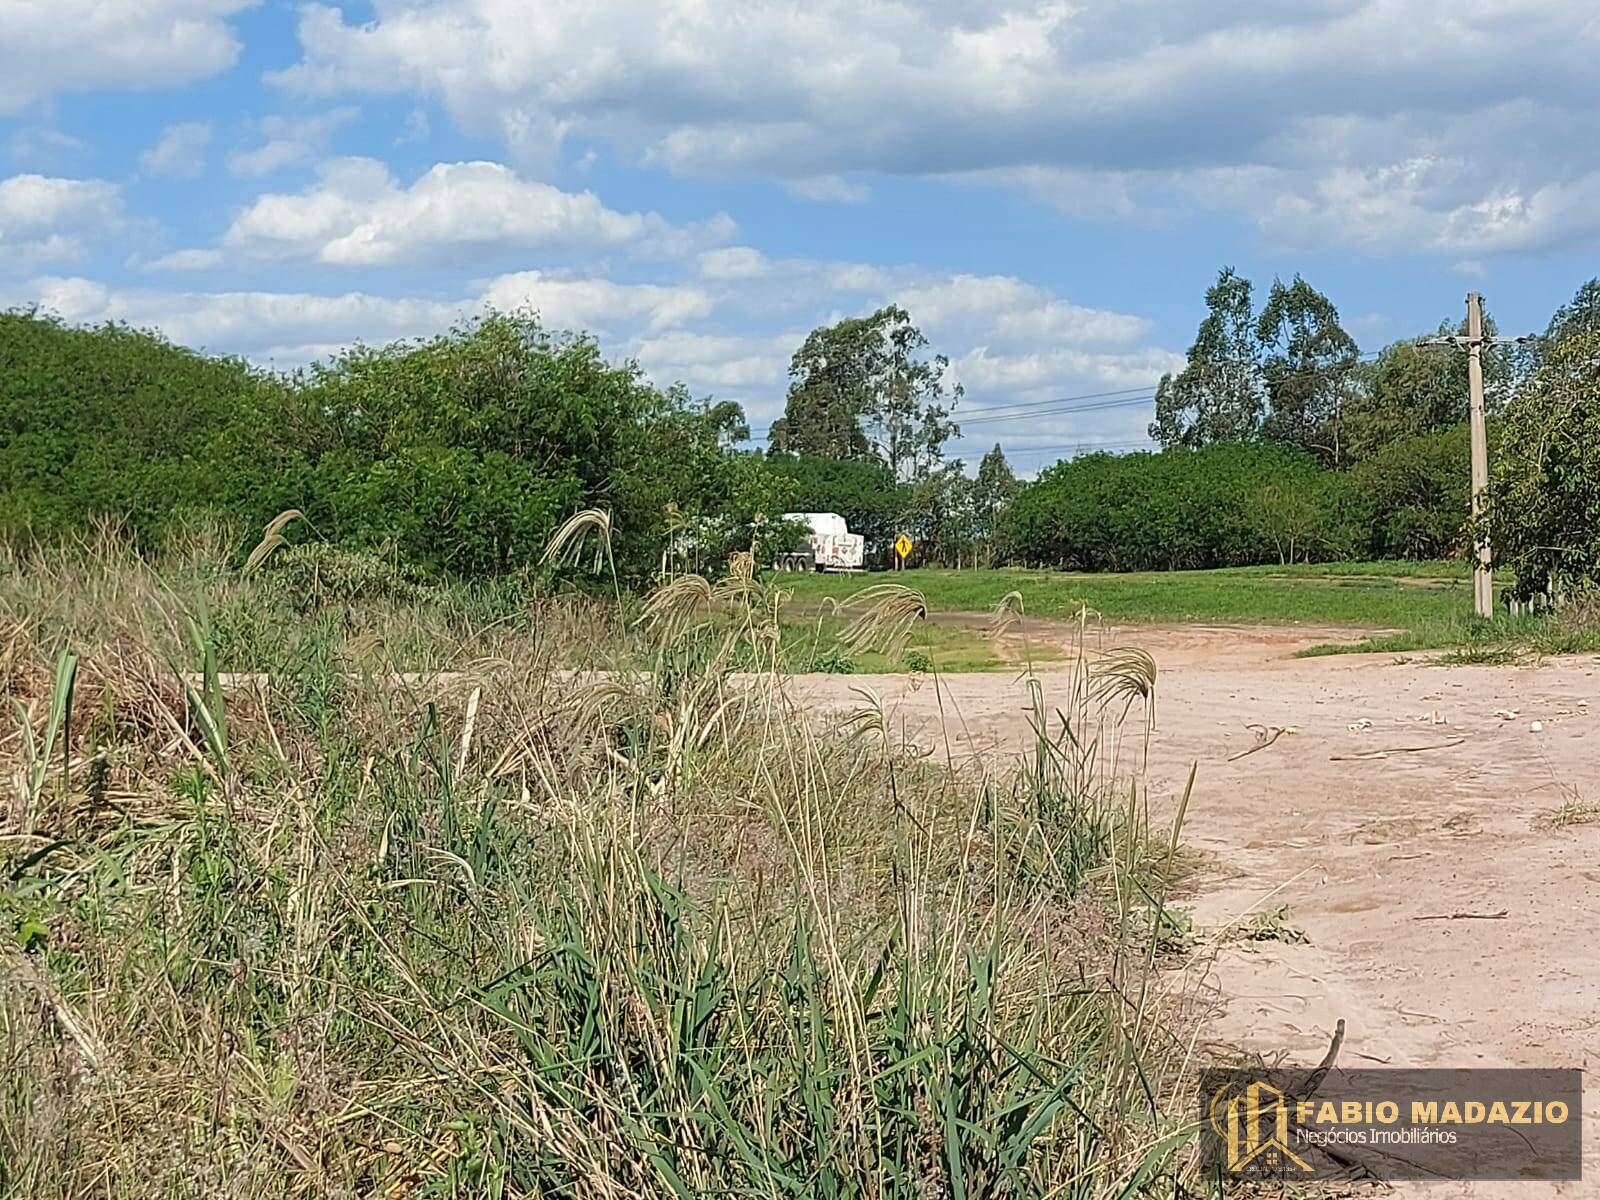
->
1428, 294, 1514, 619
1465, 293, 1493, 618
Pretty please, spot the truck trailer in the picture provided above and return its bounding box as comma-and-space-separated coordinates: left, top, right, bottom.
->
774, 512, 864, 572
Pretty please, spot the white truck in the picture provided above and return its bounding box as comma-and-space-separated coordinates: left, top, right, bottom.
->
774, 512, 865, 572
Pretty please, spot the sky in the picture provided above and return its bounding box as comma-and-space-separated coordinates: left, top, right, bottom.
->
3, 0, 1598, 470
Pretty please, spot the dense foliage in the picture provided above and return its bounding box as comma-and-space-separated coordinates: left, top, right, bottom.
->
10, 274, 1600, 589
1, 311, 776, 582
1004, 442, 1341, 571
1344, 425, 1471, 560
1002, 432, 1473, 571
0, 310, 295, 548
1491, 328, 1600, 602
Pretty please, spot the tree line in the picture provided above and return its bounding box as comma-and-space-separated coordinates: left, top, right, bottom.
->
4, 269, 1600, 604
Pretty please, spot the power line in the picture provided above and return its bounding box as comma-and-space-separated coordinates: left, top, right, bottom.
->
746, 348, 1386, 447
957, 350, 1384, 429
982, 439, 1157, 457
955, 383, 1159, 420
958, 392, 1157, 428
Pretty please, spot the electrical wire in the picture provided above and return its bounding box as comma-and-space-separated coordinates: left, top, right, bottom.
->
747, 348, 1386, 455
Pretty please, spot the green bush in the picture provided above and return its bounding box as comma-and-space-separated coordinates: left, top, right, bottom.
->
1003, 442, 1338, 570
1491, 329, 1600, 602
0, 310, 300, 549
1, 310, 779, 584
1343, 425, 1469, 560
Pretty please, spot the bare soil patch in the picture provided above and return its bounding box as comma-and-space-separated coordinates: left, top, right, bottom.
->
795, 623, 1600, 1197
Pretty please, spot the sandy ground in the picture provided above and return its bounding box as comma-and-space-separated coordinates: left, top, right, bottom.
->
794, 622, 1600, 1197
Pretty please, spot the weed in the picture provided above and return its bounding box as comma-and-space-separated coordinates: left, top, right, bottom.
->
1235, 905, 1310, 946
0, 528, 1197, 1198
1437, 645, 1518, 666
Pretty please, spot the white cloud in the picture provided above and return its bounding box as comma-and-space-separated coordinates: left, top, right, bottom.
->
0, 174, 122, 266
7, 128, 89, 169
18, 275, 465, 362
697, 246, 771, 281
12, 242, 1177, 448
478, 271, 714, 333
140, 122, 214, 180
0, 0, 252, 115
273, 0, 1600, 255
786, 175, 868, 204
398, 108, 431, 145
228, 107, 358, 178
633, 330, 793, 390
142, 248, 226, 272
896, 275, 1150, 349
14, 269, 716, 362
215, 157, 729, 265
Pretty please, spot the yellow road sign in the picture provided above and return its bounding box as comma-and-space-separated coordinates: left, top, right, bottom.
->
894, 533, 913, 559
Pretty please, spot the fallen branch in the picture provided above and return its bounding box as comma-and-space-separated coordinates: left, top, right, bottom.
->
1331, 736, 1465, 761
1302, 1017, 1346, 1097
1413, 909, 1508, 921
1228, 723, 1290, 761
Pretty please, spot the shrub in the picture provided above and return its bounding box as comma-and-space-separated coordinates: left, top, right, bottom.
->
1, 310, 781, 584
1004, 442, 1337, 570
1491, 329, 1600, 602
0, 310, 299, 550
1343, 425, 1470, 560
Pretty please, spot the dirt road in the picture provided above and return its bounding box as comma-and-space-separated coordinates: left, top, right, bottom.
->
796, 623, 1600, 1196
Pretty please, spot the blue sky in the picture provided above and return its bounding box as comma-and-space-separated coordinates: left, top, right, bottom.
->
4, 0, 1597, 470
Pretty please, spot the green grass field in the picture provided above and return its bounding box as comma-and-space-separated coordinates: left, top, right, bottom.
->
783, 561, 1474, 628
779, 561, 1600, 661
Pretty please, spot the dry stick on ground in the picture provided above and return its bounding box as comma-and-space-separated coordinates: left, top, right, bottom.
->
1413, 909, 1508, 921
1228, 723, 1289, 761
1300, 1017, 1346, 1098
1291, 1018, 1452, 1182
1330, 737, 1466, 761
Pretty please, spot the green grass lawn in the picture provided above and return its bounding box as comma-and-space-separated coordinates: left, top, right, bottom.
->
780, 561, 1477, 630
775, 561, 1600, 663
774, 612, 1061, 674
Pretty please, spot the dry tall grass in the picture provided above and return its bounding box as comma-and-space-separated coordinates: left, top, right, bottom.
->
1, 527, 1198, 1198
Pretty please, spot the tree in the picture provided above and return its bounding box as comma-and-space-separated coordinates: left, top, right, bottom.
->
1150, 268, 1265, 448
1002, 443, 1335, 572
1344, 426, 1469, 560
1250, 479, 1334, 565
905, 461, 975, 566
1151, 269, 1359, 459
1490, 328, 1600, 603
1546, 278, 1600, 343
971, 444, 1018, 562
862, 308, 962, 482
1255, 275, 1359, 464
768, 306, 960, 479
768, 314, 882, 460
0, 309, 303, 549
1343, 310, 1510, 463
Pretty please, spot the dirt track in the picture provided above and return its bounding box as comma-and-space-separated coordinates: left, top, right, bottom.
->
796, 623, 1600, 1197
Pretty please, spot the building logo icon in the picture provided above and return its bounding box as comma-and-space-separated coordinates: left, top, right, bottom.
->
1208, 1078, 1313, 1174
